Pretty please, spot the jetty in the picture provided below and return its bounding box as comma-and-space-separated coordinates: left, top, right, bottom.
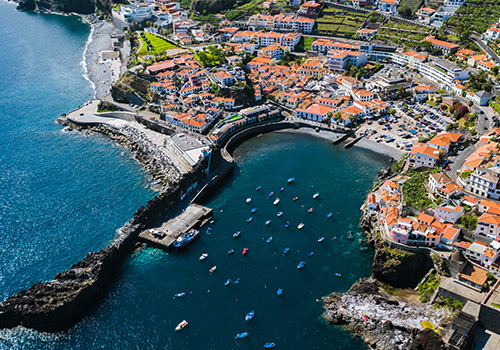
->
139, 204, 213, 249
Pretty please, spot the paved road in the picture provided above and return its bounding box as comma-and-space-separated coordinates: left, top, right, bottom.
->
471, 35, 500, 65
446, 143, 475, 180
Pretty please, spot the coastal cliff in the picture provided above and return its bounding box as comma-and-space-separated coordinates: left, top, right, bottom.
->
16, 0, 112, 14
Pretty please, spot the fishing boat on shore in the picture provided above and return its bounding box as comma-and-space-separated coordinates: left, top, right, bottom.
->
297, 261, 306, 269
173, 292, 185, 299
225, 279, 231, 287
246, 198, 252, 204
284, 247, 290, 254
273, 198, 280, 205
265, 220, 271, 226
245, 310, 255, 321
173, 229, 200, 248
199, 253, 208, 261
297, 223, 304, 230
175, 320, 188, 331
209, 266, 217, 274
233, 231, 241, 238
266, 236, 273, 244
264, 342, 275, 348
313, 192, 320, 199
277, 211, 283, 217
247, 217, 253, 223
277, 288, 283, 296
287, 177, 295, 183
236, 332, 249, 339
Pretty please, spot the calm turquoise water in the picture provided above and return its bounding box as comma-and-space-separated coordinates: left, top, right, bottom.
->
0, 4, 390, 349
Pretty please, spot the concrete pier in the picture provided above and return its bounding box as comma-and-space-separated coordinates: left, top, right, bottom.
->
139, 204, 213, 249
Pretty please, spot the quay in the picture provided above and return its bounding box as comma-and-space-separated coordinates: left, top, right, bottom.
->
138, 204, 213, 249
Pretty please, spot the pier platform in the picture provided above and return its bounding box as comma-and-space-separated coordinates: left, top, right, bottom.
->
139, 204, 213, 249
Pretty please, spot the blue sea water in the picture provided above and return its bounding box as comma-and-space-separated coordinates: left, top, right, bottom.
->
0, 3, 391, 349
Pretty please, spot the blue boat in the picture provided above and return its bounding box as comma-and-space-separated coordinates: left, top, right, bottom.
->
233, 231, 241, 238
268, 192, 274, 198
251, 207, 257, 213
279, 187, 284, 192
266, 236, 273, 244
327, 212, 333, 218
335, 273, 342, 277
173, 292, 185, 299
284, 247, 290, 254
247, 217, 253, 223
288, 177, 295, 183
225, 279, 231, 287
228, 249, 235, 255
256, 186, 261, 191
173, 229, 200, 248
264, 342, 275, 348
277, 211, 283, 217
308, 252, 314, 257
277, 288, 283, 296
236, 332, 249, 339
317, 237, 325, 243
297, 261, 306, 269
284, 221, 290, 228
245, 310, 255, 321
265, 220, 271, 226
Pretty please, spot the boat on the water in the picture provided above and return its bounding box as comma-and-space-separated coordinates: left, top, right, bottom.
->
279, 187, 284, 192
317, 237, 325, 243
175, 320, 188, 331
247, 217, 253, 223
277, 211, 283, 217
313, 192, 320, 199
308, 208, 313, 213
256, 186, 261, 191
242, 247, 249, 255
225, 279, 231, 287
251, 207, 257, 213
245, 310, 255, 321
264, 342, 276, 348
174, 292, 185, 299
288, 177, 295, 183
268, 192, 274, 198
277, 288, 283, 296
199, 253, 208, 261
297, 261, 306, 269
173, 229, 200, 248
209, 266, 217, 274
284, 247, 290, 254
327, 212, 333, 218
265, 220, 271, 226
233, 231, 241, 238
293, 197, 298, 201
284, 221, 290, 228
236, 332, 249, 339
273, 198, 280, 205
298, 223, 304, 230
246, 198, 252, 204
335, 272, 342, 277
266, 236, 273, 244
308, 252, 314, 257
228, 249, 235, 255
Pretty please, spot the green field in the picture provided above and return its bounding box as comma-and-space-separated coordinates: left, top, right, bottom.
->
397, 0, 424, 18
138, 33, 178, 56
445, 0, 500, 34
375, 21, 433, 50
315, 7, 367, 37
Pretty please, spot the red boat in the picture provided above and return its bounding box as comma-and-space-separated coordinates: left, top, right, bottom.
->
242, 248, 249, 255
308, 208, 313, 213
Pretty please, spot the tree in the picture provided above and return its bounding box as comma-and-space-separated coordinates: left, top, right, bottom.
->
333, 112, 342, 121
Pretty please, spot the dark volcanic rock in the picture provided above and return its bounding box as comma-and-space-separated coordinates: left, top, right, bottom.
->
408, 328, 445, 350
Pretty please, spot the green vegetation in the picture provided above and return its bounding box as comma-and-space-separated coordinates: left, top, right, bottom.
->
296, 36, 315, 52
460, 170, 473, 179
491, 98, 500, 115
418, 272, 440, 303
315, 7, 367, 37
375, 21, 433, 50
467, 70, 493, 93
391, 154, 408, 173
138, 32, 178, 56
418, 131, 437, 143
403, 168, 440, 209
445, 0, 500, 34
492, 302, 500, 309
397, 0, 424, 19
440, 298, 464, 313
457, 215, 478, 231
194, 46, 225, 67
190, 0, 267, 20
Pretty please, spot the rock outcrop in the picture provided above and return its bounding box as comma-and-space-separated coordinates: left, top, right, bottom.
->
16, 0, 112, 14
323, 278, 451, 350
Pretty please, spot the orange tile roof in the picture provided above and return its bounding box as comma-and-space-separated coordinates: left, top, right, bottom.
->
410, 145, 440, 158
442, 227, 459, 240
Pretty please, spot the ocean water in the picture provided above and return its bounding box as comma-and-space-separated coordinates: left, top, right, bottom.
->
0, 4, 391, 349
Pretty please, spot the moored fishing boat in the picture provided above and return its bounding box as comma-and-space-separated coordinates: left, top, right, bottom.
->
233, 231, 241, 238
284, 221, 290, 228
273, 198, 280, 205
277, 288, 283, 296
247, 217, 253, 223
277, 211, 283, 217
225, 279, 231, 287
173, 229, 200, 248
251, 207, 257, 213
308, 252, 314, 257
265, 220, 271, 226
266, 236, 273, 244
268, 192, 274, 198
264, 343, 275, 348
199, 253, 208, 261
209, 266, 217, 274
236, 332, 249, 339
317, 237, 324, 243
308, 208, 313, 213
175, 320, 188, 331
313, 192, 320, 199
245, 310, 255, 321
335, 272, 342, 277
246, 198, 252, 204
297, 261, 306, 269
173, 292, 185, 299
327, 212, 333, 218
283, 247, 290, 254
293, 197, 298, 201
256, 186, 261, 191
287, 177, 295, 183
242, 247, 249, 255
228, 249, 234, 255
297, 223, 304, 230
279, 187, 284, 192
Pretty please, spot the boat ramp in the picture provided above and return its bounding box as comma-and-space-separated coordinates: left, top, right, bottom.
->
139, 204, 213, 249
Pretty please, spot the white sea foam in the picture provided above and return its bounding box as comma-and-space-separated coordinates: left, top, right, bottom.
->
81, 24, 96, 98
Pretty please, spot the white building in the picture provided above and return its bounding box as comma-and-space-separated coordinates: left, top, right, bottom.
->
466, 167, 500, 199
116, 4, 153, 25
408, 145, 440, 168
434, 204, 463, 223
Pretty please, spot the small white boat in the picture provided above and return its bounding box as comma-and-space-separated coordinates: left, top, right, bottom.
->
313, 192, 320, 199
246, 198, 252, 204
199, 253, 208, 261
277, 211, 283, 217
288, 177, 295, 183
317, 237, 325, 243
273, 198, 280, 205
298, 223, 304, 230
175, 320, 188, 331
209, 266, 217, 274
265, 220, 271, 226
